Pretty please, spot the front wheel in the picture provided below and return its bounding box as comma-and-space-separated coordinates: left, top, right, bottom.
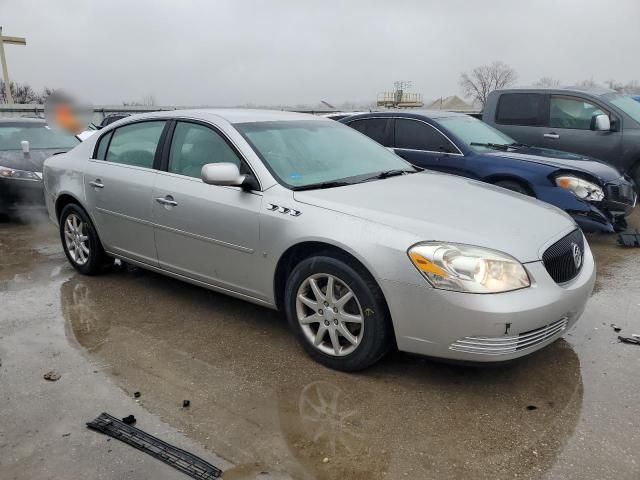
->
284, 255, 393, 371
59, 204, 110, 275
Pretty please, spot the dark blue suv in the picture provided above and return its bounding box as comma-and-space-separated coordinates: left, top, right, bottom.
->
341, 111, 636, 233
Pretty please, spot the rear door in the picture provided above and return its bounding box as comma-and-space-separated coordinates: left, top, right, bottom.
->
152, 120, 264, 299
392, 118, 466, 175
492, 92, 548, 146
541, 95, 622, 163
84, 120, 167, 265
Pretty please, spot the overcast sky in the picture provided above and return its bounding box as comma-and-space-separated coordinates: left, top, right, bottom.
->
1, 0, 638, 106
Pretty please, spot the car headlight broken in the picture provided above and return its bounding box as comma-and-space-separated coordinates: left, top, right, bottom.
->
0, 165, 41, 181
555, 175, 604, 201
408, 243, 530, 293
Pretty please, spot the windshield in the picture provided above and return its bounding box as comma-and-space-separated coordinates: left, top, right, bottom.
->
0, 123, 79, 150
236, 120, 413, 188
438, 116, 516, 153
609, 95, 640, 124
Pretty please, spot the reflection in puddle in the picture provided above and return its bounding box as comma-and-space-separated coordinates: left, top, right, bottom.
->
61, 268, 584, 479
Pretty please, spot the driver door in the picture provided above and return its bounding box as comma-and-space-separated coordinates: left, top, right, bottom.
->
152, 120, 265, 300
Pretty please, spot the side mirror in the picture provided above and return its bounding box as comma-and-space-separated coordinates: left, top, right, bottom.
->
201, 162, 245, 186
591, 114, 611, 131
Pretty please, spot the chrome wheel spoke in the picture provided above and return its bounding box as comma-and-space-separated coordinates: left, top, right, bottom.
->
337, 323, 358, 345
314, 324, 328, 346
335, 290, 353, 309
339, 311, 363, 324
328, 329, 341, 355
297, 293, 318, 310
309, 278, 324, 302
300, 313, 321, 325
325, 276, 335, 303
78, 235, 88, 242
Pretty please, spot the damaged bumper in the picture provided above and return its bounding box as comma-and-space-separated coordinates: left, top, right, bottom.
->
0, 176, 46, 215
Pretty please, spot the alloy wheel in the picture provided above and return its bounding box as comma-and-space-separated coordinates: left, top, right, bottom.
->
64, 213, 90, 266
296, 274, 364, 356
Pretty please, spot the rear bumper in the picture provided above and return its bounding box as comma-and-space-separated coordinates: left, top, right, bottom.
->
382, 241, 595, 362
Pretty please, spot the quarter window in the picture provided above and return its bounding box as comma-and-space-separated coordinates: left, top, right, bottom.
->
395, 119, 457, 153
168, 122, 242, 178
550, 96, 606, 130
348, 118, 392, 146
495, 93, 546, 126
105, 121, 166, 168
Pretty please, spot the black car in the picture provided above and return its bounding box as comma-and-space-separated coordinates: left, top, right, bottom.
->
341, 111, 636, 233
0, 118, 79, 217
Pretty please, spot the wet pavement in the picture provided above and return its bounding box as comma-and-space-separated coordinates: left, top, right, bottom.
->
1, 211, 639, 479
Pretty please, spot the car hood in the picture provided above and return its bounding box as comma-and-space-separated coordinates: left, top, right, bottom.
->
0, 149, 69, 172
485, 147, 621, 182
293, 171, 576, 263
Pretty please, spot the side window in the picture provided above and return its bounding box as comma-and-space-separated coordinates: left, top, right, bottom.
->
348, 118, 392, 146
395, 119, 457, 153
550, 96, 606, 130
168, 122, 242, 178
94, 130, 113, 160
496, 93, 546, 126
105, 121, 166, 168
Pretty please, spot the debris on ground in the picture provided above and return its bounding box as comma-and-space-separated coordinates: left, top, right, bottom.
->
618, 335, 640, 345
87, 412, 222, 479
526, 405, 538, 411
611, 324, 622, 333
322, 457, 330, 464
43, 370, 61, 381
122, 415, 136, 425
134, 391, 141, 398
618, 230, 640, 247
182, 400, 190, 408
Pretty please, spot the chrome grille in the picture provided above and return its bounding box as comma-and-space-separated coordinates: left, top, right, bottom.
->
542, 230, 584, 284
449, 317, 568, 355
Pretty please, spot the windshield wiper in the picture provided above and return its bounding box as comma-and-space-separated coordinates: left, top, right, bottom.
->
509, 142, 529, 148
470, 142, 512, 151
360, 169, 417, 183
292, 180, 352, 191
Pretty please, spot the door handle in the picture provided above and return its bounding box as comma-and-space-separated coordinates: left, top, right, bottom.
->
155, 196, 178, 207
544, 133, 560, 139
89, 179, 104, 189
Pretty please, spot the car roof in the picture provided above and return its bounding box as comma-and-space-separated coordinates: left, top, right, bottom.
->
120, 109, 329, 125
0, 117, 46, 124
494, 85, 618, 97
345, 110, 470, 121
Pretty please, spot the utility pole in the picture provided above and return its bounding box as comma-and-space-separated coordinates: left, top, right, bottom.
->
0, 26, 27, 104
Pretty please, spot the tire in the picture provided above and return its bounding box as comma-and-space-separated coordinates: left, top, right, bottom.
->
284, 254, 393, 372
59, 204, 111, 275
493, 179, 532, 196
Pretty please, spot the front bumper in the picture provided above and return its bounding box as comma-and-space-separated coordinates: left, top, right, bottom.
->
0, 177, 45, 214
382, 241, 596, 362
572, 178, 637, 233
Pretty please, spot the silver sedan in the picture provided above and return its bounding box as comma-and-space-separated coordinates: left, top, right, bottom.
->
43, 110, 595, 371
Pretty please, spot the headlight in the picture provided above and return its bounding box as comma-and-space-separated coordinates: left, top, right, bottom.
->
555, 175, 604, 201
408, 243, 530, 294
0, 165, 41, 181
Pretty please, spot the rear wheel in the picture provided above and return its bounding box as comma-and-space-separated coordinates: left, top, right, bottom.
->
59, 204, 111, 275
284, 255, 392, 371
493, 179, 532, 196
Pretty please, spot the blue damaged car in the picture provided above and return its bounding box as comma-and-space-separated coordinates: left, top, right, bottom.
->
341, 111, 636, 233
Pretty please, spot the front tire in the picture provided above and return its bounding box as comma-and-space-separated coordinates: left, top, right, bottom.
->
59, 204, 110, 275
284, 255, 392, 372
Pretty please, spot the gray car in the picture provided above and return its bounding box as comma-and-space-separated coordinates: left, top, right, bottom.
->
43, 110, 595, 371
483, 86, 640, 186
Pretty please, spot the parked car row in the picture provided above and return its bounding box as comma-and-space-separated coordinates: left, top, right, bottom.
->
339, 111, 636, 232
43, 110, 596, 371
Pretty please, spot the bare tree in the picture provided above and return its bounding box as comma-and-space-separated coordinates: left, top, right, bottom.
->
534, 77, 562, 88
459, 61, 517, 107
0, 80, 52, 104
576, 78, 597, 88
122, 94, 157, 106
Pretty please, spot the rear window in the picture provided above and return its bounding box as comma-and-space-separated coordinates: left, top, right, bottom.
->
496, 93, 546, 126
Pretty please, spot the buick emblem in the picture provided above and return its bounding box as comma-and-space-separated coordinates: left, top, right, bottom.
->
571, 243, 583, 269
